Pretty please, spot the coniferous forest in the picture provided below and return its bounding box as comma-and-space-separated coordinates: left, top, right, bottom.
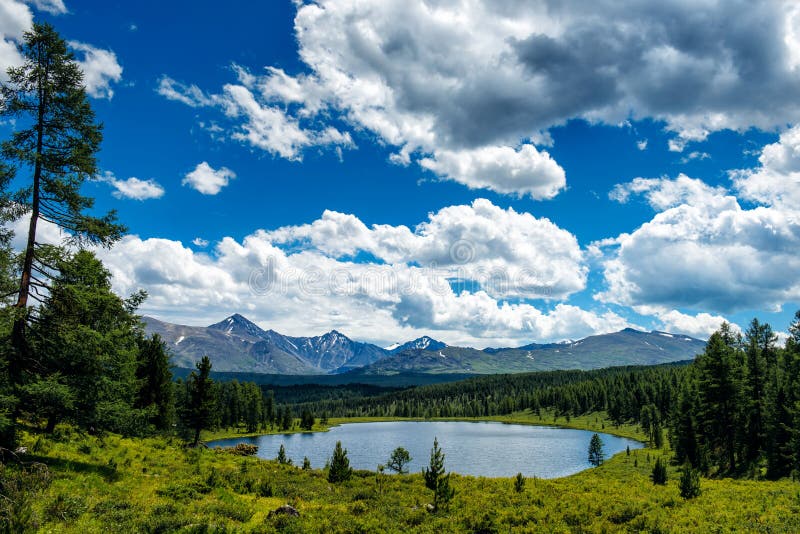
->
0, 19, 799, 534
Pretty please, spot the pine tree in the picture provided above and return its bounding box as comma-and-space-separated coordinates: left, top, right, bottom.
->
300, 408, 315, 430
302, 456, 311, 470
650, 457, 667, 485
1, 24, 124, 418
26, 251, 144, 434
327, 441, 352, 483
423, 437, 454, 511
588, 433, 605, 466
513, 472, 525, 493
134, 333, 174, 431
679, 463, 702, 499
277, 444, 289, 465
388, 446, 412, 474
185, 356, 215, 446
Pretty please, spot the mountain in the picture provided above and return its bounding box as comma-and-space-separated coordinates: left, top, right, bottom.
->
144, 315, 707, 377
350, 328, 706, 375
143, 314, 389, 375
387, 336, 447, 354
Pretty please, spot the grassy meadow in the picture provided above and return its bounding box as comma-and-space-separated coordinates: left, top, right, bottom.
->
5, 411, 799, 533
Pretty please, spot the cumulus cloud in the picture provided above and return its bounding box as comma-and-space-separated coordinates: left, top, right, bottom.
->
0, 0, 32, 79
157, 0, 800, 197
182, 162, 236, 195
598, 173, 800, 313
99, 172, 165, 200
69, 41, 123, 99
731, 124, 800, 207
649, 308, 737, 339
82, 199, 630, 347
0, 2, 122, 96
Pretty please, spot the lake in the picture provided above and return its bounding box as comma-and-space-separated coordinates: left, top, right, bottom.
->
209, 421, 642, 478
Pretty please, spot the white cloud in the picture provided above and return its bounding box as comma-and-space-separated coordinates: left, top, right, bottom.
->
26, 0, 64, 14
84, 199, 628, 347
418, 144, 565, 198
609, 174, 728, 210
192, 237, 209, 248
598, 174, 800, 313
0, 0, 32, 79
68, 41, 123, 99
182, 162, 236, 195
158, 0, 800, 195
637, 139, 648, 151
648, 308, 736, 339
157, 76, 215, 107
100, 173, 164, 200
731, 124, 800, 207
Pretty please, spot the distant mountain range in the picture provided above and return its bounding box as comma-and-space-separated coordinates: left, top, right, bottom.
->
143, 315, 706, 376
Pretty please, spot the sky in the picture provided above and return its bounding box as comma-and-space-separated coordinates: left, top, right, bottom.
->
1, 0, 800, 348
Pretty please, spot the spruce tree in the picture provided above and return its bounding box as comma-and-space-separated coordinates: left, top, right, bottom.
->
423, 437, 454, 511
26, 251, 144, 434
1, 24, 124, 412
327, 441, 352, 483
277, 444, 289, 465
134, 333, 174, 431
588, 433, 605, 466
679, 463, 702, 499
185, 356, 215, 446
650, 457, 667, 485
513, 472, 525, 493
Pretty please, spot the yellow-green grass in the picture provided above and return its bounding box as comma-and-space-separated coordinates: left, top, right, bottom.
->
8, 415, 799, 533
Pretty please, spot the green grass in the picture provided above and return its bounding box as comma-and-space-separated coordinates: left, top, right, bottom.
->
5, 415, 799, 533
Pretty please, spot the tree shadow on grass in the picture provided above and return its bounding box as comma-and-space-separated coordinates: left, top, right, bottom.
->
22, 453, 120, 482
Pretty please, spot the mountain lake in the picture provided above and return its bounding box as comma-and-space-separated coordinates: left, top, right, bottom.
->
209, 421, 643, 478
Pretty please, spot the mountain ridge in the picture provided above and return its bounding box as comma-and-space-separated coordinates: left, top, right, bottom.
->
143, 314, 707, 376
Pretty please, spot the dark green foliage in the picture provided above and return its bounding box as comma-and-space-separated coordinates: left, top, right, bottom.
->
1, 24, 124, 444
423, 437, 454, 511
328, 441, 352, 483
25, 251, 147, 435
387, 446, 412, 474
299, 408, 315, 431
302, 456, 311, 470
184, 357, 216, 446
276, 444, 290, 465
651, 457, 667, 485
588, 433, 604, 466
135, 334, 174, 431
513, 472, 525, 493
679, 463, 702, 499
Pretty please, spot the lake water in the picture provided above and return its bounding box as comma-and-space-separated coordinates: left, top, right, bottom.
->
209, 421, 642, 478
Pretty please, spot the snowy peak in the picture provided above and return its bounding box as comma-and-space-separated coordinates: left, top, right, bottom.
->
208, 313, 267, 340
390, 336, 447, 354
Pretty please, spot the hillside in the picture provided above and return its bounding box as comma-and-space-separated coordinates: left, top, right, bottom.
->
146, 315, 705, 376
354, 328, 706, 375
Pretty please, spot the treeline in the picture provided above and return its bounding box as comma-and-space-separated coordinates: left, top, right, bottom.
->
288, 364, 685, 430
671, 319, 800, 478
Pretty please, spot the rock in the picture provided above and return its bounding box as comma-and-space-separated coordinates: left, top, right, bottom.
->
268, 504, 300, 518
14, 446, 27, 455
425, 503, 435, 513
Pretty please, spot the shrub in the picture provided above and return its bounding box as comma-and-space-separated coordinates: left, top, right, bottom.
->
44, 492, 87, 522
513, 472, 525, 493
327, 441, 352, 483
679, 464, 702, 499
651, 457, 668, 485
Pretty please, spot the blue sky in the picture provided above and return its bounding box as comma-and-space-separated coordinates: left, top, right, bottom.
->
2, 0, 800, 347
